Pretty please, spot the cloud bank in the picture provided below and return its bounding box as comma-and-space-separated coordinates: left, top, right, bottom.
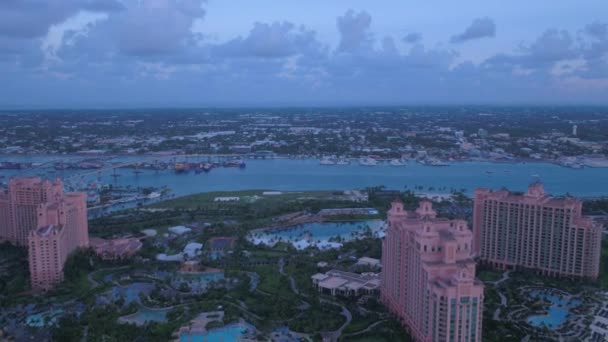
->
0, 3, 607, 107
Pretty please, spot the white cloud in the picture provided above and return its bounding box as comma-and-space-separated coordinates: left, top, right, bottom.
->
41, 11, 108, 63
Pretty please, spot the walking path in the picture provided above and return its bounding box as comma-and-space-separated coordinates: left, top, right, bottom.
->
491, 271, 510, 320
320, 304, 352, 342
492, 271, 511, 286
87, 266, 130, 288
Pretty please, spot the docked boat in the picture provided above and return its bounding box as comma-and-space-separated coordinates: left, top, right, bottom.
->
359, 157, 378, 166
425, 158, 449, 167
336, 159, 350, 165
174, 163, 189, 173
146, 192, 161, 199
320, 158, 336, 165
389, 159, 406, 166
224, 159, 246, 168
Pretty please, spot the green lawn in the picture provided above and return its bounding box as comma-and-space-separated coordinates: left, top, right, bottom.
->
343, 311, 380, 334
288, 302, 345, 333
477, 269, 503, 282
150, 190, 336, 210
340, 319, 413, 342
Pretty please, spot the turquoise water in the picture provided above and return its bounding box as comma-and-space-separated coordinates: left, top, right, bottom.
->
526, 290, 581, 329
3, 157, 608, 198
179, 271, 225, 283
110, 282, 155, 303
249, 220, 385, 249
119, 307, 169, 326
25, 309, 63, 327
179, 323, 254, 342
156, 271, 225, 284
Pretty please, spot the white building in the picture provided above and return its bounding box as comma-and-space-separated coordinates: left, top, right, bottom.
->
311, 270, 381, 297
214, 197, 240, 202
169, 226, 192, 235
356, 257, 381, 268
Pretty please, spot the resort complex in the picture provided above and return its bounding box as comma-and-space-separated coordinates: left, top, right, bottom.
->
381, 199, 484, 342
473, 181, 602, 279
0, 177, 89, 291
2, 1, 608, 339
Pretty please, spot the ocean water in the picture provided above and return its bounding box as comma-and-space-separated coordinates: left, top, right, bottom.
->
2, 157, 608, 198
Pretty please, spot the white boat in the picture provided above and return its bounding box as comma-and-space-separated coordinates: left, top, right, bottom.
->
320, 158, 336, 165
146, 192, 161, 199
336, 159, 350, 165
426, 158, 449, 166
389, 159, 406, 166
359, 157, 378, 166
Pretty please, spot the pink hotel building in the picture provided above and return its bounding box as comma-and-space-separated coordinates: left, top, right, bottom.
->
381, 199, 484, 342
0, 177, 88, 291
473, 181, 602, 279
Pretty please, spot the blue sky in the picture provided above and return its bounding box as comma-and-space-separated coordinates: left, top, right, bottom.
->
1, 0, 607, 108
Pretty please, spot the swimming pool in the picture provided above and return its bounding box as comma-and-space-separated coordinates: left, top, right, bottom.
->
248, 220, 385, 250
178, 271, 224, 283
108, 282, 155, 304
526, 290, 581, 329
179, 323, 255, 342
25, 309, 64, 327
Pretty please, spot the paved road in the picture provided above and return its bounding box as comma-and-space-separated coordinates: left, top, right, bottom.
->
491, 271, 510, 320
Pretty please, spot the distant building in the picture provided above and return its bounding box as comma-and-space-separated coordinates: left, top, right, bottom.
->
90, 237, 143, 260
0, 191, 9, 242
168, 225, 192, 235
356, 257, 381, 268
590, 304, 608, 341
318, 208, 379, 216
1, 177, 63, 246
373, 190, 401, 200
381, 199, 484, 342
209, 237, 237, 252
0, 177, 89, 291
213, 196, 240, 202
572, 124, 578, 136
230, 145, 252, 153
473, 181, 602, 279
312, 269, 380, 296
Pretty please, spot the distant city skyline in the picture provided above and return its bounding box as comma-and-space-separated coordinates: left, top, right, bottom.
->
1, 1, 607, 108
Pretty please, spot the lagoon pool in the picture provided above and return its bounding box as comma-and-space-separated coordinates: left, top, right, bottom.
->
25, 309, 63, 327
109, 282, 155, 304
178, 271, 224, 283
179, 323, 255, 342
526, 290, 581, 330
248, 220, 385, 250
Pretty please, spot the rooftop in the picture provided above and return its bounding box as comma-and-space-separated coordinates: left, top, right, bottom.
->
33, 224, 62, 237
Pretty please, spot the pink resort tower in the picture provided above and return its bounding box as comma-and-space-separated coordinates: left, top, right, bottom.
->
0, 177, 89, 291
381, 199, 484, 342
473, 181, 602, 279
